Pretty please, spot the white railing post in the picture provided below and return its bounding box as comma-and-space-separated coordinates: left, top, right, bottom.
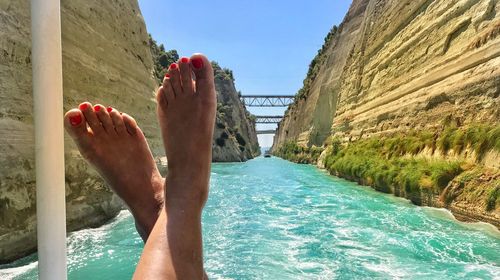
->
31, 0, 67, 279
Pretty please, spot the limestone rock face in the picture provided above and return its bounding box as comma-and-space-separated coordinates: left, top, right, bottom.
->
147, 45, 260, 163
1, 0, 260, 263
273, 0, 370, 148
333, 0, 500, 141
275, 0, 499, 147
212, 65, 260, 162
0, 0, 160, 263
273, 0, 499, 225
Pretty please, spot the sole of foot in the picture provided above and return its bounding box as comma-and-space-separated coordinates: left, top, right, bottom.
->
64, 103, 163, 240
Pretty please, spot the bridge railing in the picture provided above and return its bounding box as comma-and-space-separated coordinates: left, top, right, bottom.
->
240, 95, 295, 107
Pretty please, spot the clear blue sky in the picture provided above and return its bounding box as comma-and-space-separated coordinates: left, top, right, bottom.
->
138, 0, 352, 147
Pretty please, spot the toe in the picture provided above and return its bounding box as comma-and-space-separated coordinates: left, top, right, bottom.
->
162, 76, 176, 105
156, 86, 169, 113
94, 104, 115, 135
122, 113, 138, 135
190, 53, 216, 101
79, 102, 104, 134
168, 63, 183, 96
64, 109, 91, 146
179, 57, 194, 94
108, 108, 127, 135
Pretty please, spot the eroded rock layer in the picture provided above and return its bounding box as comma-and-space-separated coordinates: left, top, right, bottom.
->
273, 0, 499, 226
0, 0, 160, 263
212, 64, 260, 162
0, 0, 258, 263
276, 0, 499, 147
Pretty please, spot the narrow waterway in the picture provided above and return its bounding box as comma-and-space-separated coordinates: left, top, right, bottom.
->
1, 156, 499, 279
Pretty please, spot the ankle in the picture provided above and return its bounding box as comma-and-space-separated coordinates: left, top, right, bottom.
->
130, 196, 163, 236
165, 177, 207, 214
128, 175, 164, 238
165, 190, 208, 211
165, 198, 206, 218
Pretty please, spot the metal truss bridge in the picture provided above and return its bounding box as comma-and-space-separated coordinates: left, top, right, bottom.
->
254, 115, 284, 124
242, 95, 294, 135
240, 95, 295, 107
256, 129, 277, 135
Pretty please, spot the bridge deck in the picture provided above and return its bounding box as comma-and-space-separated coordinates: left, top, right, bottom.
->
240, 95, 295, 107
256, 129, 276, 134
254, 115, 283, 124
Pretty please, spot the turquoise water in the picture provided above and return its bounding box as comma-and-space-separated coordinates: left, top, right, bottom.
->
1, 156, 499, 279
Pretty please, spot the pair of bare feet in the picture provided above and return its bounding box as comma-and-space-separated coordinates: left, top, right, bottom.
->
64, 54, 215, 279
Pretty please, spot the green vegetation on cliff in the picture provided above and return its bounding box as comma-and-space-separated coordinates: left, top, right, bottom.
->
149, 37, 238, 85
212, 61, 235, 82
274, 141, 324, 164
149, 34, 179, 83
298, 26, 338, 100
148, 36, 259, 161
436, 123, 500, 159
290, 25, 339, 105
322, 125, 499, 210
323, 136, 463, 197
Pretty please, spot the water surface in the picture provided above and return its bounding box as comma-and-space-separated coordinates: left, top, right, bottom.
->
1, 157, 499, 279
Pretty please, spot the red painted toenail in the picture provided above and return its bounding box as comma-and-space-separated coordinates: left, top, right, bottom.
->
169, 63, 178, 70
164, 73, 170, 78
181, 57, 189, 63
191, 57, 203, 70
79, 103, 89, 110
94, 105, 102, 112
69, 114, 82, 126
106, 107, 113, 113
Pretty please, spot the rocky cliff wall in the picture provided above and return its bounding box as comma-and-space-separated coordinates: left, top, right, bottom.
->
333, 0, 499, 141
273, 0, 499, 226
273, 0, 370, 148
0, 0, 161, 263
148, 43, 261, 162
0, 0, 258, 264
275, 0, 499, 147
212, 64, 260, 162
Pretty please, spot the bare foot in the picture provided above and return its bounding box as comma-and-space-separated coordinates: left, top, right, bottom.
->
134, 54, 215, 279
158, 54, 216, 206
64, 103, 163, 241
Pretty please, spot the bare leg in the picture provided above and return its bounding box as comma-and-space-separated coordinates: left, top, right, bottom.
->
134, 54, 215, 279
64, 104, 164, 241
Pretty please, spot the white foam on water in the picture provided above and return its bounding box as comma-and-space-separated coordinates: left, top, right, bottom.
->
422, 206, 500, 238
0, 260, 37, 279
463, 263, 500, 279
206, 274, 234, 280
363, 261, 409, 279
0, 210, 133, 279
422, 206, 456, 220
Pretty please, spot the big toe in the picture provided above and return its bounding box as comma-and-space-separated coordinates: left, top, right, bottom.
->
64, 109, 90, 146
190, 53, 216, 101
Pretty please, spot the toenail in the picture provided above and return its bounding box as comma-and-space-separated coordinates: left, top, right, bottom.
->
181, 57, 189, 63
191, 57, 203, 70
69, 114, 82, 126
164, 73, 170, 78
169, 63, 178, 70
94, 105, 102, 112
79, 103, 89, 110
106, 107, 113, 113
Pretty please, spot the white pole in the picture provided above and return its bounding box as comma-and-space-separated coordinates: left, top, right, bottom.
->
31, 0, 67, 279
